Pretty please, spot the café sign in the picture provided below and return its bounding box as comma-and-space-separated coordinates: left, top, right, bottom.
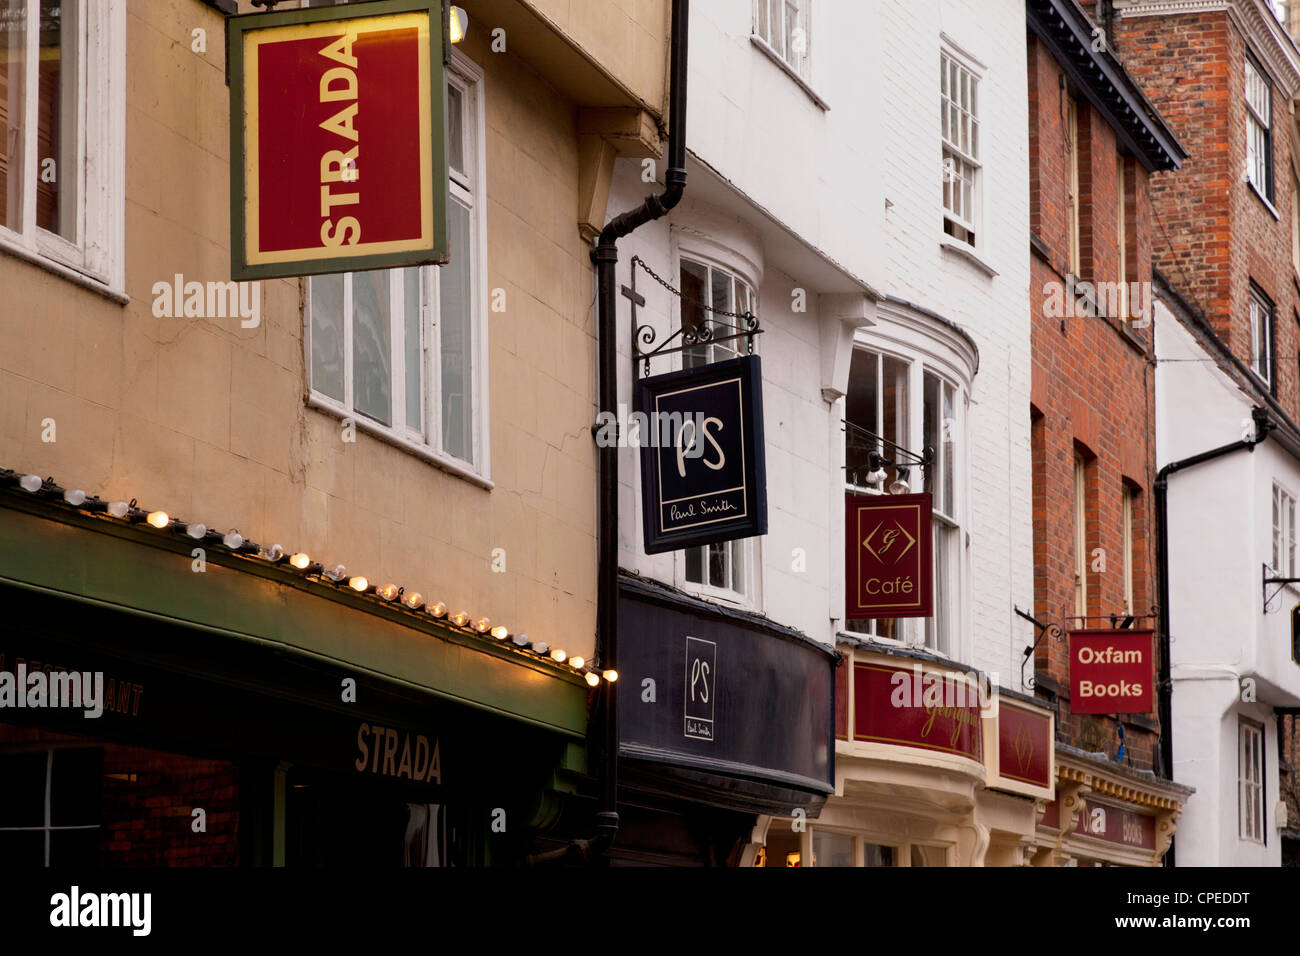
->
845, 493, 933, 618
227, 0, 449, 280
636, 355, 768, 554
1069, 629, 1155, 714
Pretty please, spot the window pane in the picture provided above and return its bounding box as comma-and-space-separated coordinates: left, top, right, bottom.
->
49, 827, 99, 867
911, 844, 946, 866
403, 267, 422, 433
679, 258, 709, 369
730, 539, 745, 594
812, 830, 854, 868
864, 843, 895, 867
708, 542, 727, 589
883, 355, 908, 489
439, 197, 473, 461
37, 0, 77, 239
447, 84, 465, 175
686, 546, 702, 584
0, 830, 44, 865
0, 0, 26, 231
0, 751, 48, 826
310, 274, 345, 403
943, 384, 955, 516
352, 270, 392, 426
845, 349, 879, 483
49, 748, 101, 826
923, 373, 939, 500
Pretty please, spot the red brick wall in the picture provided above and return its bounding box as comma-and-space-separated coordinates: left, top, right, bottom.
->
1115, 10, 1300, 418
0, 723, 240, 866
1027, 33, 1161, 772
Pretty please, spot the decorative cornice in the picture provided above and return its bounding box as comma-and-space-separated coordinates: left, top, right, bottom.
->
1116, 0, 1300, 95
1056, 748, 1193, 810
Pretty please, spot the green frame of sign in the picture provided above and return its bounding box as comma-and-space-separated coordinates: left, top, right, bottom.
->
227, 0, 450, 281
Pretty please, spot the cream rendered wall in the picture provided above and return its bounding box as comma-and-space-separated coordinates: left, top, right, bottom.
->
0, 0, 619, 659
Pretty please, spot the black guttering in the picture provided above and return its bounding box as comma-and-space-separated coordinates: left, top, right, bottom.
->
533, 0, 689, 867
1026, 0, 1188, 172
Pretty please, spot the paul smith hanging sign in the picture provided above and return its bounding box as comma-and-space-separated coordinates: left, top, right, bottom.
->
845, 493, 933, 618
636, 355, 768, 554
227, 0, 449, 280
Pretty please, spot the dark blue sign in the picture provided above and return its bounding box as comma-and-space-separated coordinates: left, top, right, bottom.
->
636, 355, 767, 554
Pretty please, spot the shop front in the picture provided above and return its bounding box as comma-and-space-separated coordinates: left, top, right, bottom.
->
759, 642, 1055, 866
609, 575, 837, 866
0, 485, 591, 867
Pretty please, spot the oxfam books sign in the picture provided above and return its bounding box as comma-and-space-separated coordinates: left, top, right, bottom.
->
1068, 629, 1154, 714
635, 355, 768, 554
228, 0, 448, 280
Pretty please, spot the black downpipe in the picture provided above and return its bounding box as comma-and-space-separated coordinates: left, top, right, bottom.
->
525, 0, 689, 866
1154, 405, 1273, 867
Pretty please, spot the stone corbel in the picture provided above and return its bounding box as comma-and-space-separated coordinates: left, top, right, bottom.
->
819, 293, 877, 403
577, 108, 663, 244
737, 813, 773, 868
1153, 806, 1180, 864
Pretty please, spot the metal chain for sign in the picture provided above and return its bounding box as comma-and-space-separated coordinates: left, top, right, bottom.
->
623, 255, 763, 380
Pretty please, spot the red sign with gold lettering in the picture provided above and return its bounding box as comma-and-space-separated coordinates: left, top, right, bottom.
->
997, 702, 1052, 789
845, 493, 933, 618
852, 662, 982, 762
228, 0, 448, 280
1069, 629, 1155, 715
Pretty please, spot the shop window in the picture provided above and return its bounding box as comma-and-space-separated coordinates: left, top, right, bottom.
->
812, 828, 854, 868
940, 47, 981, 247
1239, 718, 1265, 843
1246, 52, 1273, 204
1249, 283, 1275, 393
307, 51, 486, 474
753, 0, 810, 80
0, 0, 124, 289
0, 747, 103, 866
1273, 482, 1296, 577
910, 844, 949, 866
678, 255, 758, 602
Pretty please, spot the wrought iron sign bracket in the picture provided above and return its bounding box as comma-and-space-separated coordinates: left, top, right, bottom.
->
1015, 605, 1063, 691
1262, 562, 1300, 613
842, 419, 933, 489
624, 256, 763, 381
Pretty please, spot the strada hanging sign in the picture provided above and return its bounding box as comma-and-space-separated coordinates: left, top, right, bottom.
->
636, 355, 768, 554
227, 0, 448, 280
845, 493, 933, 618
1069, 629, 1155, 714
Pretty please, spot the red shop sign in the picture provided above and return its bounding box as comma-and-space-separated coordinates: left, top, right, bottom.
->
1068, 629, 1155, 715
845, 493, 933, 619
228, 0, 449, 280
852, 662, 982, 762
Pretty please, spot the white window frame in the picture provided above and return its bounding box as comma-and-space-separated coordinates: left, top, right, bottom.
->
0, 747, 102, 866
940, 42, 982, 249
304, 49, 490, 486
1245, 53, 1273, 203
1117, 155, 1129, 319
843, 320, 970, 661
752, 0, 811, 80
672, 245, 761, 609
0, 0, 125, 298
1273, 482, 1295, 578
1122, 485, 1135, 616
1074, 453, 1088, 618
1238, 718, 1265, 843
1250, 284, 1274, 391
1067, 96, 1081, 277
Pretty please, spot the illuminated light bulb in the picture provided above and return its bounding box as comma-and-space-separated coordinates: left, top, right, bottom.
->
550, 648, 567, 663
569, 657, 585, 670
348, 576, 369, 592
490, 625, 508, 640
585, 672, 600, 687
531, 641, 549, 655
378, 584, 399, 602
428, 602, 448, 618
223, 530, 244, 550
63, 488, 86, 507
603, 670, 619, 683
186, 522, 207, 539
474, 618, 491, 633
403, 592, 424, 610
325, 564, 346, 582
19, 474, 42, 493
107, 501, 130, 519
449, 5, 467, 43
146, 511, 169, 529
289, 553, 310, 570
451, 611, 470, 627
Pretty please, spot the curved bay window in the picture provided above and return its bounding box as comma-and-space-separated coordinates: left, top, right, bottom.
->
678, 255, 758, 601
844, 332, 967, 657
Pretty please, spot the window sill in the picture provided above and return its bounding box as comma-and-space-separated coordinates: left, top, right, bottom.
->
749, 35, 830, 111
0, 232, 128, 306
1248, 180, 1280, 221
307, 394, 493, 491
681, 580, 758, 615
940, 238, 999, 278
1118, 318, 1149, 357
